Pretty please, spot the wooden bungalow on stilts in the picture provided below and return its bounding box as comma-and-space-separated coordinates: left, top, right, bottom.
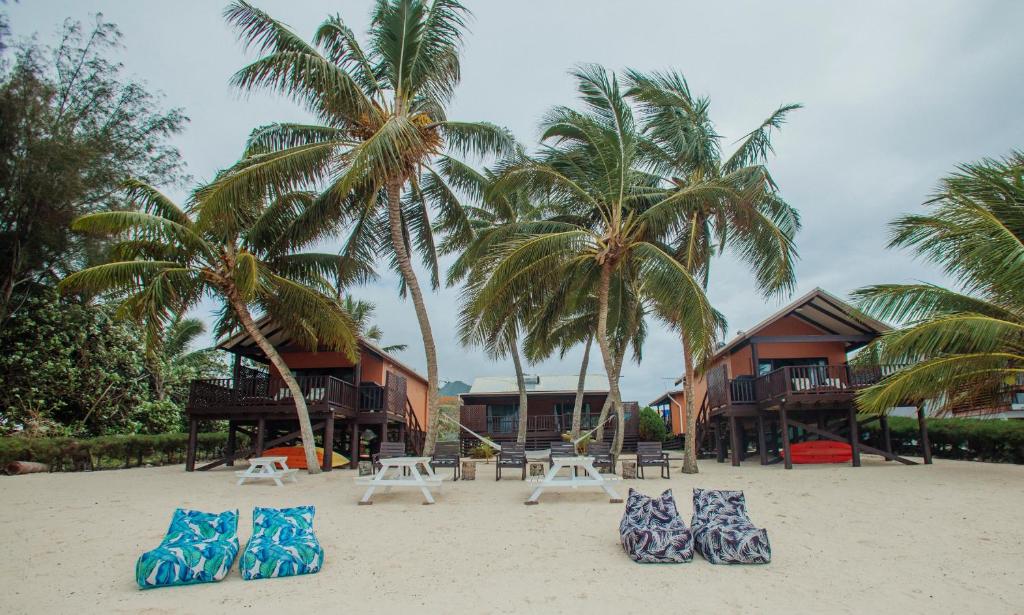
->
685, 288, 933, 469
183, 316, 429, 472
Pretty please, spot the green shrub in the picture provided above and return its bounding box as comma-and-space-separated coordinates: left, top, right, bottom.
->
469, 442, 495, 460
637, 406, 668, 442
859, 416, 1024, 464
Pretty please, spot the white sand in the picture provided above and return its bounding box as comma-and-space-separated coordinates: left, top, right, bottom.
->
2, 456, 1023, 615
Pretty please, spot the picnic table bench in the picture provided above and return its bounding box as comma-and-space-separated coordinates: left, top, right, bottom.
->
525, 455, 622, 505
356, 456, 445, 505
235, 456, 298, 487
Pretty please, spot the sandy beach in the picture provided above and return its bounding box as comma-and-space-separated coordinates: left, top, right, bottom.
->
2, 456, 1023, 615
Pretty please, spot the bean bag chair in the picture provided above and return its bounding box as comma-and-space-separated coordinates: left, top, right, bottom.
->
619, 488, 694, 563
261, 446, 349, 469
240, 505, 323, 580
691, 488, 771, 565
135, 509, 239, 589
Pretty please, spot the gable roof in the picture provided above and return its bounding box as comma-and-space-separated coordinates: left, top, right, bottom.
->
466, 374, 610, 396
216, 315, 427, 384
713, 287, 891, 360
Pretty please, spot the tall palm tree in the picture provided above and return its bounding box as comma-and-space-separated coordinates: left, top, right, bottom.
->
626, 70, 801, 473
466, 65, 721, 456
204, 1, 514, 454
59, 180, 361, 473
854, 152, 1024, 415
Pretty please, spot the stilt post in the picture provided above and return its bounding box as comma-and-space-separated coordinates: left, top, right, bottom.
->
880, 414, 892, 462
757, 413, 768, 465
256, 418, 266, 456
185, 418, 198, 472
349, 421, 360, 470
226, 421, 237, 467
848, 406, 862, 467
779, 407, 792, 470
917, 408, 933, 464
322, 414, 335, 472
729, 416, 741, 467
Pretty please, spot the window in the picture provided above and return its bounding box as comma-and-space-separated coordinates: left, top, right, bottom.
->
758, 357, 827, 375
553, 401, 590, 431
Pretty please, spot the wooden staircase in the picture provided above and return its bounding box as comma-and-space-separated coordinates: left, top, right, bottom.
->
404, 398, 426, 455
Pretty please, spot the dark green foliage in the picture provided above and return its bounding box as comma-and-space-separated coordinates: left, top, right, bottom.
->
860, 416, 1024, 464
637, 406, 668, 442
0, 431, 248, 471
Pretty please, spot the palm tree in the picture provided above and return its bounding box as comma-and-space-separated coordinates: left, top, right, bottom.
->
59, 180, 361, 473
342, 295, 407, 353
625, 70, 801, 473
854, 152, 1024, 415
465, 65, 721, 456
146, 315, 220, 403
205, 1, 515, 454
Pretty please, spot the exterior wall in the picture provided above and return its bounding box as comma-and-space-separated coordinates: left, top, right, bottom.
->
725, 316, 849, 377
388, 361, 429, 428
359, 353, 386, 385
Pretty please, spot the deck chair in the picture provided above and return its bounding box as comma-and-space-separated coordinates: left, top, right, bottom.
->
240, 505, 323, 580
588, 442, 616, 474
690, 489, 771, 564
637, 441, 670, 479
135, 508, 239, 588
549, 441, 578, 476
496, 442, 527, 480
430, 441, 461, 481
373, 441, 409, 475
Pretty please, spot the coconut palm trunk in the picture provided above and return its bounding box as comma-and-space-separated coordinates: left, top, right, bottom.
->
681, 334, 699, 474
231, 297, 321, 474
386, 180, 441, 455
595, 264, 626, 455
570, 335, 592, 440
511, 342, 528, 445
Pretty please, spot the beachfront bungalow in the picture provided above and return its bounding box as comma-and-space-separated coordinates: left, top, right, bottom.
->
458, 374, 641, 450
675, 288, 933, 469
183, 316, 428, 472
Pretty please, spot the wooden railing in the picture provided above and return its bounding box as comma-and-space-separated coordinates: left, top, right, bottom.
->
360, 384, 384, 411
189, 375, 359, 411
459, 410, 615, 435
707, 363, 904, 409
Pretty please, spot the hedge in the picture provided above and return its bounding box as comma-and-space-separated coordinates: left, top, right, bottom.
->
861, 417, 1024, 464
0, 432, 249, 472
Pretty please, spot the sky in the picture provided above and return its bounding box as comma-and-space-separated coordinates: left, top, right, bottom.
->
7, 1, 1024, 403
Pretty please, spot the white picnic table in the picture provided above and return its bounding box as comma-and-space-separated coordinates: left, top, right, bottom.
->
355, 456, 445, 505
235, 456, 297, 487
525, 455, 623, 505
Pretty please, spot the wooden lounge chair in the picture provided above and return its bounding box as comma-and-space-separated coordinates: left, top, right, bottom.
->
588, 442, 616, 474
549, 441, 581, 476
637, 441, 670, 479
373, 442, 407, 473
496, 443, 527, 481
430, 441, 461, 481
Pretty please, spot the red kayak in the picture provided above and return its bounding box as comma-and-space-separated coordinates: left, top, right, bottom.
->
786, 441, 852, 464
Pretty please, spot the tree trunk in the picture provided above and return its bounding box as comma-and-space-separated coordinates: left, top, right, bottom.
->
595, 264, 625, 456
595, 394, 612, 441
511, 340, 528, 446
231, 297, 321, 474
570, 335, 592, 441
386, 179, 441, 455
681, 334, 699, 474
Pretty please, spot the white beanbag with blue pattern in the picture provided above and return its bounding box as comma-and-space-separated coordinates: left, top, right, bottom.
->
135, 508, 240, 588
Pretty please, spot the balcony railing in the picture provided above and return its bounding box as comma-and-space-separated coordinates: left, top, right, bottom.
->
707, 363, 905, 409
464, 412, 615, 435
189, 375, 358, 412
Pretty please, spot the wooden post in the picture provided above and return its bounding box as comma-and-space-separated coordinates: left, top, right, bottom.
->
779, 407, 792, 470
714, 419, 725, 463
880, 414, 892, 462
729, 416, 741, 466
349, 421, 360, 470
848, 406, 862, 467
322, 414, 335, 472
255, 418, 266, 456
757, 413, 768, 465
917, 408, 933, 464
226, 421, 237, 467
185, 418, 198, 472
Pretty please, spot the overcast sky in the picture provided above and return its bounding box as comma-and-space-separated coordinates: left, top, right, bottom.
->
8, 1, 1024, 403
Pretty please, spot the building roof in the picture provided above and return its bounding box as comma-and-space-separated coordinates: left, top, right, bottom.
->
649, 390, 684, 407
466, 374, 610, 396
712, 287, 891, 360
216, 315, 428, 384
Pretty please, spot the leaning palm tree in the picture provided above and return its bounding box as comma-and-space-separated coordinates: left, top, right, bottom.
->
467, 65, 721, 456
205, 1, 514, 454
59, 180, 362, 473
626, 69, 801, 473
854, 152, 1024, 415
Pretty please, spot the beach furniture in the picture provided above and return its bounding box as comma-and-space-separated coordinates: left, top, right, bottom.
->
373, 442, 408, 473
357, 455, 444, 504
525, 455, 622, 505
619, 488, 694, 563
588, 442, 616, 474
549, 441, 579, 476
240, 505, 323, 580
690, 489, 771, 564
235, 456, 297, 486
430, 441, 462, 480
135, 509, 239, 589
495, 442, 527, 480
636, 441, 670, 478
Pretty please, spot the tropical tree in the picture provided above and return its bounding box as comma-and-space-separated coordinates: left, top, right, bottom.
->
59, 180, 362, 473
465, 65, 721, 456
206, 0, 515, 454
145, 315, 223, 404
854, 152, 1024, 415
342, 295, 407, 353
626, 70, 801, 473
